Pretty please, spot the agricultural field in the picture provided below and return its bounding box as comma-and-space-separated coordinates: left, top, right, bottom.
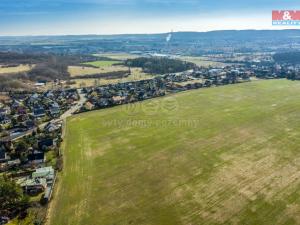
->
82, 60, 121, 67
0, 64, 33, 74
50, 80, 300, 225
93, 53, 139, 60
68, 65, 128, 77
69, 68, 154, 88
180, 56, 229, 67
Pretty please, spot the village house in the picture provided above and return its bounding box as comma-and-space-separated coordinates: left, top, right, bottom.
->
23, 120, 36, 129
45, 91, 54, 99
0, 106, 11, 116
16, 114, 30, 123
33, 106, 46, 118
27, 150, 45, 165
49, 102, 61, 117
32, 167, 56, 202
83, 101, 95, 111
32, 166, 55, 181
0, 115, 12, 126
38, 138, 57, 150
6, 159, 21, 168
0, 145, 10, 163
44, 122, 61, 133
17, 177, 47, 195
27, 93, 40, 105
11, 100, 23, 111
112, 96, 126, 105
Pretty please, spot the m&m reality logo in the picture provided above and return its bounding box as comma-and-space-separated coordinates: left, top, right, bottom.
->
272, 10, 300, 25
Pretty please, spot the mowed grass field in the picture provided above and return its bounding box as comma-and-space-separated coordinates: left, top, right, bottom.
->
50, 80, 300, 225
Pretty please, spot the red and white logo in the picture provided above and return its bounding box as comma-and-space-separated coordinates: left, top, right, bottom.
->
272, 10, 300, 25
272, 10, 300, 20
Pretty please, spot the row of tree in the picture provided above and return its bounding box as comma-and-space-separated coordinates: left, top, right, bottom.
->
124, 57, 197, 74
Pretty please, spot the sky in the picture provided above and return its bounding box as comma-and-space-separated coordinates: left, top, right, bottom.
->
0, 0, 300, 35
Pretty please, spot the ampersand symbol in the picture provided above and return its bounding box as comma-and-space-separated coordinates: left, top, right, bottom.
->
283, 11, 292, 20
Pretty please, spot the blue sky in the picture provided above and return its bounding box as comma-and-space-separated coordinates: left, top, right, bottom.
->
0, 0, 300, 35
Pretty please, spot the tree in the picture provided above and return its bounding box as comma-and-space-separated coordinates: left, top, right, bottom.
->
0, 177, 29, 217
15, 140, 29, 156
124, 57, 197, 74
36, 127, 42, 134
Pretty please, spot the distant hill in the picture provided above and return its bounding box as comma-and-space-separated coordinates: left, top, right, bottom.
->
1, 29, 300, 41
1, 30, 300, 55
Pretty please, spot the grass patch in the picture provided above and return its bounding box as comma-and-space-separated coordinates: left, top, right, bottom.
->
45, 151, 57, 168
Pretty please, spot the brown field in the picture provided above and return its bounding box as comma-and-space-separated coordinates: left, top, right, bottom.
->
68, 65, 129, 77
0, 64, 33, 74
0, 94, 10, 102
180, 56, 229, 67
69, 67, 154, 88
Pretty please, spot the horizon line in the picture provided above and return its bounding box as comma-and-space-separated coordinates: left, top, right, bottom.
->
0, 28, 299, 38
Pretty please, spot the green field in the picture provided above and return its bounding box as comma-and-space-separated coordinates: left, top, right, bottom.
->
50, 80, 300, 225
93, 53, 139, 60
83, 60, 121, 67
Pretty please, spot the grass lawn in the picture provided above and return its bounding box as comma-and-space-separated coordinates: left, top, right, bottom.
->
82, 60, 121, 68
50, 80, 300, 225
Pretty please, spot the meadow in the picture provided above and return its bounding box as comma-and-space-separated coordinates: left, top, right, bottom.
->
50, 80, 300, 225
